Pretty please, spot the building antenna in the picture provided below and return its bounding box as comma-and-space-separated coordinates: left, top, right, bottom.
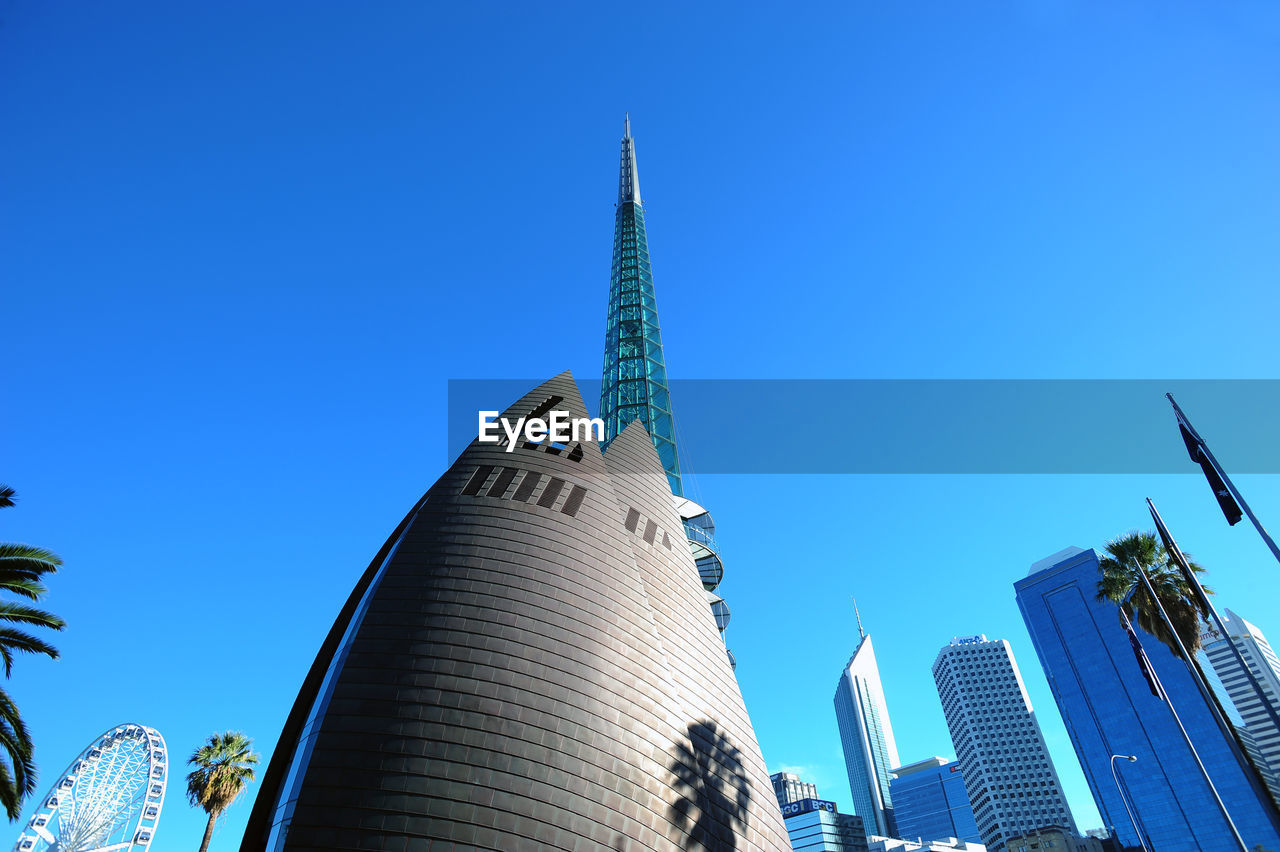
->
853, 597, 865, 640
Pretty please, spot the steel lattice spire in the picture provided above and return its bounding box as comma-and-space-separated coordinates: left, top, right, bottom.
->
598, 118, 735, 658
600, 116, 681, 495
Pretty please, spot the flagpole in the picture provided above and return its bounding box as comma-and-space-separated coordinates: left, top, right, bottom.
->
1129, 560, 1248, 851
1149, 497, 1280, 781
1167, 393, 1280, 567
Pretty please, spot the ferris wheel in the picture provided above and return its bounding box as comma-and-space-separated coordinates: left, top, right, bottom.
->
13, 723, 167, 852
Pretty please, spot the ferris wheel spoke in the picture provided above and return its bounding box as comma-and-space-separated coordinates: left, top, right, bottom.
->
11, 724, 167, 852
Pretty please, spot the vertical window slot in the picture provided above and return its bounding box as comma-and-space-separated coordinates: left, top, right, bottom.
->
561, 486, 587, 518
513, 472, 542, 503
537, 477, 566, 509
462, 466, 494, 496
486, 467, 519, 499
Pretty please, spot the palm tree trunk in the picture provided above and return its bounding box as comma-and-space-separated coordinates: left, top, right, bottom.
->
197, 812, 218, 852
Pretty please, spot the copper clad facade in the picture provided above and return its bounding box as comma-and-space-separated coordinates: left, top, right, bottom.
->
243, 373, 787, 851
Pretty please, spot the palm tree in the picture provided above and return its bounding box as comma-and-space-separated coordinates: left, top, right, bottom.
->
0, 485, 66, 820
1096, 530, 1211, 657
187, 731, 260, 852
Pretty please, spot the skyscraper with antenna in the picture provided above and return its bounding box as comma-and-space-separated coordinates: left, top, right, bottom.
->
834, 600, 901, 837
598, 117, 732, 655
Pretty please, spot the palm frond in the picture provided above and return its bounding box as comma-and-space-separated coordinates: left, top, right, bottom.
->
0, 759, 19, 822
0, 545, 64, 578
186, 731, 260, 817
0, 579, 49, 603
1096, 530, 1212, 657
0, 629, 60, 673
0, 488, 64, 820
0, 685, 35, 817
0, 604, 65, 632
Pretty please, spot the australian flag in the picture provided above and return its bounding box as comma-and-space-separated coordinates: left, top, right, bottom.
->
1121, 608, 1166, 701
1169, 394, 1243, 526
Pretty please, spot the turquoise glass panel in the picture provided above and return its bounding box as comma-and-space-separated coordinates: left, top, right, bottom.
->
599, 197, 683, 496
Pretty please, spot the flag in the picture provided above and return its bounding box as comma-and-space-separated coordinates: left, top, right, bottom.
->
1168, 394, 1243, 526
1148, 498, 1215, 617
1121, 608, 1166, 701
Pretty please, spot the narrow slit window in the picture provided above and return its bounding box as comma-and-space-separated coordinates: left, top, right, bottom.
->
561, 486, 587, 517
487, 467, 519, 498
462, 465, 494, 496
513, 472, 542, 502
537, 477, 566, 508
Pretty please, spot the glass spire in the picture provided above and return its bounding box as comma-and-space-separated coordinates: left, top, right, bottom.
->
600, 115, 683, 497
598, 117, 732, 661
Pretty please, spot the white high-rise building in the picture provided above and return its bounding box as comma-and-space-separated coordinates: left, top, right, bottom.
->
1201, 608, 1280, 800
835, 633, 902, 837
931, 636, 1076, 852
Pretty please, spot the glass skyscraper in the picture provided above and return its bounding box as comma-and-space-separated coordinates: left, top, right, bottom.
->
1015, 546, 1280, 851
931, 635, 1075, 852
598, 117, 731, 653
783, 799, 870, 852
835, 633, 901, 837
890, 757, 982, 844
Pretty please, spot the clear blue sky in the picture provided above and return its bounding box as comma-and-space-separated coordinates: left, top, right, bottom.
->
6, 2, 1280, 848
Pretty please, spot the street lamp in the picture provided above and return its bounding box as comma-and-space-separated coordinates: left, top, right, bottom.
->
1110, 754, 1148, 852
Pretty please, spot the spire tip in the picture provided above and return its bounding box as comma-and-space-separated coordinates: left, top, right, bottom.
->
617, 115, 641, 205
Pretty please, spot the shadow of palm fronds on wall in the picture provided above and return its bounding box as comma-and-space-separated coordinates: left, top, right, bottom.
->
667, 720, 751, 851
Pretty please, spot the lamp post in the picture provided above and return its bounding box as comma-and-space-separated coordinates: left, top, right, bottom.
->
1109, 754, 1148, 852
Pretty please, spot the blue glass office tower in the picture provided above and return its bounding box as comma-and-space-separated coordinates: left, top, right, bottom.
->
782, 799, 869, 852
890, 758, 981, 844
1015, 547, 1280, 851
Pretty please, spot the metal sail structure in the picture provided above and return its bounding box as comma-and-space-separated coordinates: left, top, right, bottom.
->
599, 117, 731, 659
239, 373, 792, 851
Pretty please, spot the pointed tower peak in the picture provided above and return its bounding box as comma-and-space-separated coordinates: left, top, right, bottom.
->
618, 117, 642, 206
853, 597, 866, 640
602, 116, 679, 495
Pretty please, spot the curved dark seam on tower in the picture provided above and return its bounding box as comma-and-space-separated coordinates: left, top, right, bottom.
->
240, 495, 430, 849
